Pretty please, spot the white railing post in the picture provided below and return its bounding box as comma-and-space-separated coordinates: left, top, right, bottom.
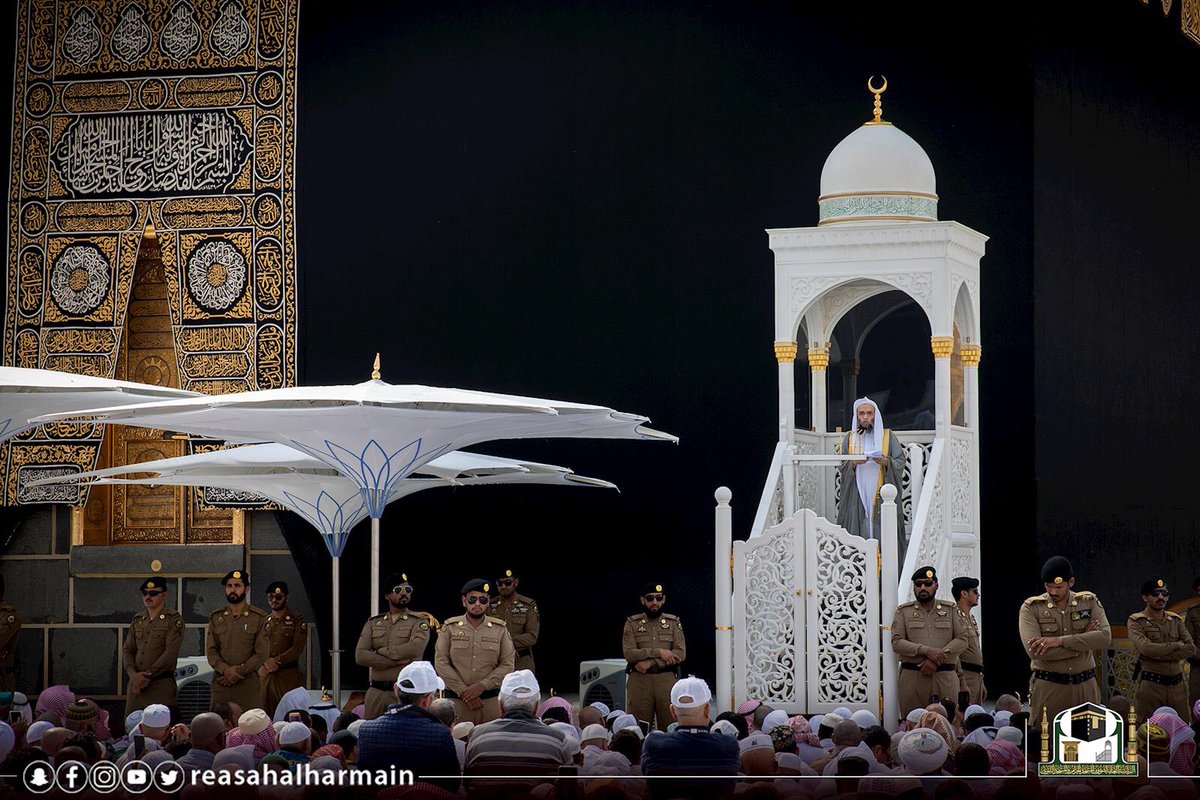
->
781, 444, 796, 518
714, 487, 734, 714
880, 483, 900, 732
907, 443, 924, 529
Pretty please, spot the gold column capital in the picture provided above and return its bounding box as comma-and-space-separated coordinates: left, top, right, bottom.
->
930, 336, 954, 359
773, 340, 798, 364
806, 346, 830, 372
960, 344, 982, 367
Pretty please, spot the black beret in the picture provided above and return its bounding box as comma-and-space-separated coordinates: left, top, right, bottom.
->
222, 570, 248, 586
641, 582, 666, 596
461, 578, 488, 595
1140, 577, 1167, 595
951, 577, 979, 593
139, 578, 167, 592
911, 566, 937, 582
266, 581, 288, 596
1040, 556, 1073, 585
385, 572, 411, 588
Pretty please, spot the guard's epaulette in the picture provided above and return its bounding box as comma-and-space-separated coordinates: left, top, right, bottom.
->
518, 594, 536, 605
412, 610, 441, 630
1166, 610, 1183, 620
247, 605, 268, 617
1074, 591, 1097, 601
1129, 611, 1148, 621
445, 614, 466, 627
662, 613, 680, 621
1022, 594, 1049, 607
627, 614, 646, 622
897, 600, 918, 609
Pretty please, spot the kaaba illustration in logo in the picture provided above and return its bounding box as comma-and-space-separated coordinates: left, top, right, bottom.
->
1039, 702, 1139, 777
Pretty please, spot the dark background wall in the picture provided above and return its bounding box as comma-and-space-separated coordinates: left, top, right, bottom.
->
292, 0, 1036, 697
3, 0, 1196, 706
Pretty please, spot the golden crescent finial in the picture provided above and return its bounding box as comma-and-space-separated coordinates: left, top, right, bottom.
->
866, 75, 889, 125
372, 352, 381, 381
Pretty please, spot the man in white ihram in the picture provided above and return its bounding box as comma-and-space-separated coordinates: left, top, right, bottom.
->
837, 397, 905, 539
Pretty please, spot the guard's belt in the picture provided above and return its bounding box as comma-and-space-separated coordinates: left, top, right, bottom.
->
901, 662, 956, 672
442, 688, 500, 700
960, 662, 984, 673
1139, 670, 1183, 686
1033, 668, 1095, 685
626, 664, 681, 676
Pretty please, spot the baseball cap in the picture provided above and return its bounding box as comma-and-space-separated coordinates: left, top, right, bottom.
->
500, 669, 539, 697
669, 676, 712, 709
395, 661, 445, 695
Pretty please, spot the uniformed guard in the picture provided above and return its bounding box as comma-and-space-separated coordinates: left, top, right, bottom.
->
123, 577, 184, 715
0, 576, 20, 692
1184, 577, 1200, 707
892, 566, 968, 718
951, 576, 986, 706
622, 582, 685, 732
1127, 577, 1195, 719
205, 570, 270, 712
1018, 556, 1111, 726
355, 571, 436, 720
258, 581, 308, 718
487, 568, 540, 673
434, 578, 515, 725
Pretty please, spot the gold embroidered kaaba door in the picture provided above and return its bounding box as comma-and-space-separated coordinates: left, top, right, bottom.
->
1, 1, 299, 526
78, 226, 240, 545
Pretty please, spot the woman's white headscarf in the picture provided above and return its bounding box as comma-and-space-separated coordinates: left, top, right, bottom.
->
848, 397, 885, 536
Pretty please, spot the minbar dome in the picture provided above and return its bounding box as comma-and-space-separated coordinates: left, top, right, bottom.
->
818, 121, 937, 225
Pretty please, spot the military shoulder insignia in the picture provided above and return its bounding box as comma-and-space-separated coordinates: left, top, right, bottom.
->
1075, 591, 1096, 600
175, 618, 183, 628
419, 622, 429, 631
300, 622, 307, 630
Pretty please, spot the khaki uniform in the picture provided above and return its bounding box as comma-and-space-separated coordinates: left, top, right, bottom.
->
123, 608, 184, 714
1184, 602, 1200, 707
260, 611, 309, 718
1018, 590, 1111, 725
622, 612, 686, 732
1127, 609, 1195, 719
955, 604, 987, 706
206, 605, 270, 711
355, 610, 433, 720
0, 603, 20, 692
434, 615, 514, 725
891, 600, 969, 716
487, 594, 540, 673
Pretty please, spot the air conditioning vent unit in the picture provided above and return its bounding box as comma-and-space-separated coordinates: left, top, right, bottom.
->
174, 656, 213, 720
579, 659, 626, 711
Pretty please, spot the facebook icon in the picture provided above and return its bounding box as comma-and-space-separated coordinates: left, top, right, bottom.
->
56, 760, 88, 794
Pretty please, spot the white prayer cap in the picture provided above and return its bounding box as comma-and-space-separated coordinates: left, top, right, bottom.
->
278, 721, 310, 746
580, 723, 610, 743
611, 714, 639, 734
141, 704, 170, 728
25, 720, 52, 743
997, 726, 1023, 744
833, 706, 853, 718
906, 708, 926, 724
994, 710, 1013, 727
589, 702, 610, 717
761, 709, 790, 731
964, 704, 987, 718
851, 709, 879, 728
739, 733, 774, 753
452, 721, 474, 740
897, 729, 948, 774
711, 720, 739, 737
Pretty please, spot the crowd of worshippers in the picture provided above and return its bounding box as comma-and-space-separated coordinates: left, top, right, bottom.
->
3, 672, 1200, 800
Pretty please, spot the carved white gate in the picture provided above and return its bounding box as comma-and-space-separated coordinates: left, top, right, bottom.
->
733, 508, 880, 714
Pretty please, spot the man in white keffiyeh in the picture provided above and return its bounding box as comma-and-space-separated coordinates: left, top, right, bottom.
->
836, 398, 905, 539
